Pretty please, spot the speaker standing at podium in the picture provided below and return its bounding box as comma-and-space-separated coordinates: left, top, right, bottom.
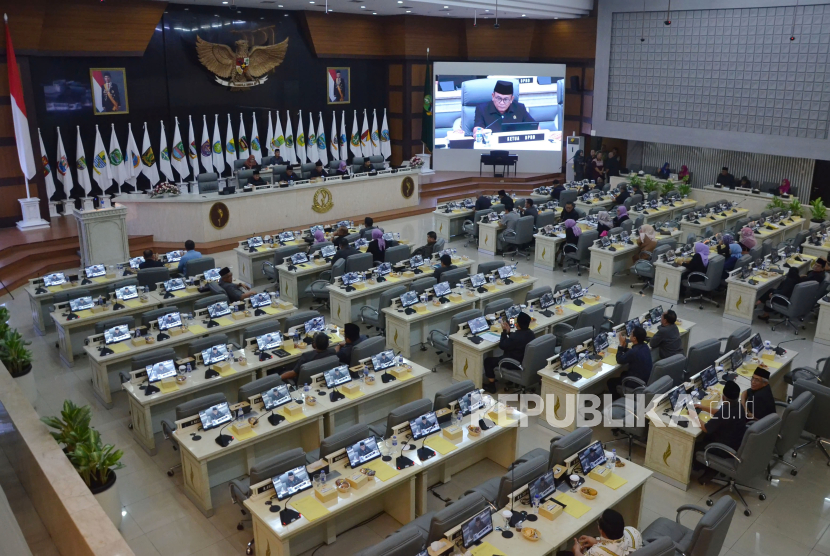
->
472, 80, 535, 136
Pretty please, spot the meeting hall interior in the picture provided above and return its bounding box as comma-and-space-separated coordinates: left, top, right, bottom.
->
2, 0, 830, 555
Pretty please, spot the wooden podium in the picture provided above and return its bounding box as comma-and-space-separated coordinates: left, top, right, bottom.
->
73, 204, 130, 267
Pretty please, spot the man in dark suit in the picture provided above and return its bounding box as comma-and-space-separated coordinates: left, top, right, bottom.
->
613, 184, 630, 206
138, 249, 165, 270
273, 148, 285, 165
310, 161, 328, 179
100, 72, 121, 112
483, 312, 535, 393
716, 167, 736, 188
472, 80, 535, 136
336, 323, 367, 365
279, 165, 298, 186
433, 254, 456, 282
331, 237, 360, 266
550, 180, 566, 202
280, 333, 335, 382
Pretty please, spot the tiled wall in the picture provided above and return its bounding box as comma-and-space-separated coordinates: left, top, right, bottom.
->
606, 4, 830, 140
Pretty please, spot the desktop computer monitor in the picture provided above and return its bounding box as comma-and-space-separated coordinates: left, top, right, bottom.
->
470, 273, 486, 288
467, 317, 489, 336
625, 318, 641, 336
497, 265, 515, 280
559, 348, 578, 370
291, 252, 309, 265
207, 302, 231, 319
164, 278, 185, 292
146, 360, 176, 383
433, 281, 451, 297
409, 255, 424, 269
375, 262, 392, 276
256, 332, 282, 351
85, 264, 106, 278
700, 366, 718, 389
158, 312, 182, 331
457, 390, 483, 416
593, 332, 609, 353
262, 385, 291, 410
539, 292, 555, 309
166, 250, 183, 263
320, 245, 336, 258
382, 232, 400, 242
201, 344, 229, 366
203, 268, 221, 282
115, 285, 138, 301
569, 284, 584, 300
577, 441, 607, 475
324, 365, 351, 388
69, 296, 94, 312
271, 465, 311, 501
355, 238, 369, 248
342, 272, 363, 286
304, 316, 325, 335
649, 305, 663, 324
372, 350, 395, 371
438, 248, 456, 258
104, 325, 130, 345
278, 231, 295, 242
198, 402, 232, 430
43, 273, 67, 287
730, 349, 744, 372
750, 333, 763, 352
248, 236, 264, 248
528, 469, 556, 501
310, 225, 324, 234
461, 508, 493, 549
409, 412, 440, 440
346, 437, 381, 468
249, 292, 271, 309
400, 291, 419, 308
128, 257, 144, 269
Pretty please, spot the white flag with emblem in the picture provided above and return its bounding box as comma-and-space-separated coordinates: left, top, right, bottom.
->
274, 112, 285, 162
200, 115, 212, 174
380, 109, 391, 159
330, 111, 339, 162
91, 125, 111, 192
250, 114, 261, 163
296, 110, 306, 163
188, 115, 200, 179
76, 126, 92, 196
237, 114, 249, 160
316, 112, 327, 166
370, 109, 380, 157
108, 124, 127, 192
350, 110, 360, 158
141, 123, 160, 186
125, 123, 141, 188
225, 114, 236, 170
171, 117, 189, 182
55, 127, 75, 197
158, 121, 174, 182
283, 112, 295, 165
360, 110, 371, 158
38, 129, 56, 200
307, 111, 317, 164
340, 110, 347, 161
266, 112, 275, 158
212, 115, 225, 175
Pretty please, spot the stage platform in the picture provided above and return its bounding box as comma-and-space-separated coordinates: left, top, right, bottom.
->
0, 170, 560, 291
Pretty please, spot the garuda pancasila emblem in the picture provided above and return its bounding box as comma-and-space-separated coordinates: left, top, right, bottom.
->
195, 37, 289, 89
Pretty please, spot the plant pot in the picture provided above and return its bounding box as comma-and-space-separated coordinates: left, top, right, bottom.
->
12, 364, 37, 408
91, 471, 122, 529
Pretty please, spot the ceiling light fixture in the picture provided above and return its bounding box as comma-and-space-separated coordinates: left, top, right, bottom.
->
222, 1, 228, 4
664, 0, 671, 25
373, 12, 377, 14
521, 14, 526, 17
406, 10, 411, 12
493, 0, 499, 29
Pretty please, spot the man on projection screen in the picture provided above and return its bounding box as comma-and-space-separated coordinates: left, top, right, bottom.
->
472, 80, 535, 136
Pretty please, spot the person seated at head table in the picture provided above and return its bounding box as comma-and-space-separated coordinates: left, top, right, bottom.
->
519, 198, 538, 218
560, 201, 580, 223
596, 211, 613, 236
471, 80, 535, 136
432, 254, 456, 282
280, 332, 336, 382
549, 179, 567, 202
243, 154, 259, 171
738, 227, 756, 254
335, 322, 367, 365
247, 168, 268, 187
360, 158, 375, 173
737, 176, 751, 189
139, 249, 165, 270
606, 326, 652, 399
217, 267, 254, 302
716, 166, 735, 188
613, 184, 630, 206
367, 229, 387, 263
682, 242, 710, 276
560, 509, 644, 556
612, 205, 629, 228
632, 224, 657, 263
279, 165, 297, 186
331, 236, 361, 266
474, 193, 492, 210
656, 162, 671, 179
648, 309, 683, 359
335, 160, 349, 176
741, 368, 775, 420
722, 243, 743, 278
272, 148, 285, 165
482, 312, 535, 394
678, 164, 690, 180
411, 231, 437, 259
777, 178, 791, 196
310, 160, 328, 179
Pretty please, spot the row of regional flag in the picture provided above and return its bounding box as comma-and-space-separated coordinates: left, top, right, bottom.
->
40, 109, 391, 200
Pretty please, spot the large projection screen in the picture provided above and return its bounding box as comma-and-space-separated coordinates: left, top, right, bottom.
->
432, 61, 567, 174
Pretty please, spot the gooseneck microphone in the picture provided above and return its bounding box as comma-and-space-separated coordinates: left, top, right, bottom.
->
214, 420, 234, 447
774, 337, 806, 356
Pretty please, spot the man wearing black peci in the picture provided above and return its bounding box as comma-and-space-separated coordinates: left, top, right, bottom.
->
472, 80, 536, 136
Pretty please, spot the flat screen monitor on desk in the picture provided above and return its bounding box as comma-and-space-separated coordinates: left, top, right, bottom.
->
594, 332, 609, 353
278, 231, 295, 242
569, 284, 584, 300
668, 387, 693, 412
577, 441, 607, 475
43, 273, 67, 287
458, 390, 483, 416
539, 293, 555, 309
750, 333, 763, 352
355, 238, 369, 248
382, 232, 400, 242
128, 257, 144, 269
468, 316, 489, 336
320, 245, 336, 259
700, 366, 718, 389
470, 273, 485, 288
434, 281, 451, 298
104, 325, 130, 345
528, 469, 556, 502
256, 332, 282, 351
203, 268, 221, 282
157, 312, 182, 331
559, 347, 578, 370
146, 360, 176, 383
166, 251, 183, 263
164, 278, 185, 292
262, 385, 291, 410
250, 292, 271, 309
461, 507, 493, 549
201, 344, 229, 366
85, 264, 106, 278
324, 365, 351, 388
310, 225, 324, 234
304, 316, 325, 335
198, 402, 232, 431
290, 252, 308, 265
208, 302, 231, 319
625, 318, 641, 336
69, 296, 94, 312
730, 349, 744, 372
248, 236, 263, 248
375, 262, 392, 277
649, 305, 663, 324
371, 350, 395, 371
346, 436, 381, 468
409, 411, 440, 440
342, 272, 363, 286
115, 285, 138, 301
400, 291, 419, 308
497, 265, 515, 279
272, 465, 311, 501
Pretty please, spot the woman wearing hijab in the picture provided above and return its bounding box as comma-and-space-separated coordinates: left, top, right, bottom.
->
678, 165, 690, 180
574, 149, 585, 181
591, 152, 604, 181
717, 233, 734, 257
739, 227, 756, 253
313, 229, 327, 244
613, 205, 629, 228
597, 211, 614, 236
336, 161, 349, 176
656, 162, 671, 179
778, 178, 791, 196
756, 267, 802, 321
564, 219, 582, 244
367, 228, 386, 262
683, 242, 709, 276
722, 243, 743, 278
633, 224, 657, 262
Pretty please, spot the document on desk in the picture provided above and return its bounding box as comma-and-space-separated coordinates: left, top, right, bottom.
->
603, 473, 628, 490
424, 435, 458, 455
214, 317, 234, 326
188, 325, 207, 334
479, 332, 502, 343
290, 496, 329, 522
554, 493, 590, 519
471, 542, 506, 556
108, 343, 130, 355
363, 459, 399, 482
341, 389, 365, 400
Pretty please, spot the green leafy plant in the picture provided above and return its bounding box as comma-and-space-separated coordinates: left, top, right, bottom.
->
660, 179, 675, 196
0, 306, 9, 338
41, 400, 92, 454
643, 176, 658, 194
0, 329, 32, 378
70, 429, 124, 489
766, 197, 788, 211
788, 198, 803, 217
678, 183, 691, 197
810, 198, 827, 222
681, 174, 690, 185
628, 175, 642, 189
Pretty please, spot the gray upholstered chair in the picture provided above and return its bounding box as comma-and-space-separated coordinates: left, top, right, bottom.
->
559, 326, 593, 353
305, 258, 345, 310
283, 310, 322, 333
353, 528, 427, 556
229, 448, 306, 553
552, 302, 606, 343
606, 376, 673, 457
409, 276, 436, 296
685, 339, 722, 381
524, 286, 552, 304
131, 347, 176, 373
630, 537, 675, 556
439, 267, 470, 288
197, 172, 219, 194
514, 427, 593, 470
495, 334, 557, 393
462, 209, 492, 248
345, 252, 373, 273
296, 355, 340, 387
535, 210, 556, 228
94, 315, 135, 335
237, 374, 284, 403
188, 334, 230, 357
261, 245, 304, 289
160, 393, 226, 475
308, 241, 333, 257
618, 355, 685, 397
107, 278, 139, 293
600, 293, 634, 332
194, 293, 229, 312
768, 281, 820, 334
140, 306, 179, 328
683, 254, 725, 309
427, 309, 482, 372
137, 267, 169, 291
501, 215, 535, 260
464, 455, 548, 508
560, 189, 578, 206
642, 497, 736, 556
306, 423, 372, 464
242, 321, 281, 343
483, 297, 513, 315
369, 398, 433, 439
359, 285, 407, 334
718, 326, 751, 356
350, 336, 386, 365
236, 168, 254, 187
749, 244, 763, 264
770, 390, 815, 478
476, 261, 504, 277
384, 245, 411, 265
397, 492, 488, 545
785, 355, 830, 386
184, 256, 215, 278
562, 229, 598, 276
792, 380, 830, 465
695, 413, 782, 516
433, 380, 476, 412
630, 244, 672, 294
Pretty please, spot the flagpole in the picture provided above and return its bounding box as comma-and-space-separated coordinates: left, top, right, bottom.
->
422, 47, 429, 157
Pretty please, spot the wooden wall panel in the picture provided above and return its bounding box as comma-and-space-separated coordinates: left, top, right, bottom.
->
531, 18, 597, 61
389, 64, 403, 87
0, 102, 14, 136
565, 94, 582, 117
304, 12, 392, 58
583, 95, 593, 119
463, 20, 533, 61
584, 67, 595, 91
392, 144, 403, 166
0, 185, 26, 217
411, 64, 427, 86
0, 147, 24, 179
389, 117, 403, 142
389, 91, 403, 115
402, 17, 462, 59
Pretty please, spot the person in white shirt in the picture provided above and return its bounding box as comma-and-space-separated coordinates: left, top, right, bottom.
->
562, 509, 643, 556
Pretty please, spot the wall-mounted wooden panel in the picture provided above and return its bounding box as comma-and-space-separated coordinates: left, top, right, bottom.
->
565, 94, 582, 117
0, 184, 26, 217
0, 105, 16, 137
0, 147, 24, 179
411, 120, 423, 141
531, 18, 597, 62
581, 120, 592, 136
583, 95, 593, 119
391, 144, 403, 166
0, 64, 7, 96
583, 67, 595, 91
389, 91, 403, 115
304, 11, 392, 58
389, 64, 403, 87
402, 17, 462, 59
389, 116, 403, 141
463, 20, 533, 61
411, 64, 427, 87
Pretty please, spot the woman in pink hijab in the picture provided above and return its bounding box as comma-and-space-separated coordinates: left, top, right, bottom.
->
778, 179, 791, 196
739, 227, 756, 252
367, 228, 386, 262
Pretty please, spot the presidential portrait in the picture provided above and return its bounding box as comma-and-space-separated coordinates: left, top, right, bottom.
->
327, 67, 350, 104
90, 68, 129, 115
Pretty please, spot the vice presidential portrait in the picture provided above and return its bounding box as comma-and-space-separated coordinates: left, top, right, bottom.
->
472, 80, 535, 136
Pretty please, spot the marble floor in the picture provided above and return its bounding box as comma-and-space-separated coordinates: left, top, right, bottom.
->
3, 210, 830, 556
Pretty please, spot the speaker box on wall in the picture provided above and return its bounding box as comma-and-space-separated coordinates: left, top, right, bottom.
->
570, 76, 581, 92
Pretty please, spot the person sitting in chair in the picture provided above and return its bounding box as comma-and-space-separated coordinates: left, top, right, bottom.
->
482, 312, 534, 394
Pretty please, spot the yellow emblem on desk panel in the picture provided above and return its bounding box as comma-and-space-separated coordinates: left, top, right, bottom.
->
541, 247, 546, 258
663, 278, 669, 291
597, 261, 602, 273
401, 176, 415, 199
663, 442, 672, 466
463, 359, 468, 376
312, 187, 334, 213
554, 396, 560, 418
736, 296, 742, 310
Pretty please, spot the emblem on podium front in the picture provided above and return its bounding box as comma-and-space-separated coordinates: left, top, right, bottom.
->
209, 202, 230, 229
401, 176, 415, 199
312, 188, 334, 213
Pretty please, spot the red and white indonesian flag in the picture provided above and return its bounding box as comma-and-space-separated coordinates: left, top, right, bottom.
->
4, 16, 35, 182
90, 71, 108, 114
37, 129, 56, 200
56, 127, 75, 198
92, 125, 112, 191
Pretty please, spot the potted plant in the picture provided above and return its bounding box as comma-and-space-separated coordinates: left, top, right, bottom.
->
643, 176, 658, 194
0, 328, 36, 405
788, 199, 803, 218
766, 197, 788, 211
628, 175, 642, 190
660, 179, 675, 197
71, 429, 124, 528
810, 198, 827, 223
41, 400, 92, 455
678, 183, 691, 198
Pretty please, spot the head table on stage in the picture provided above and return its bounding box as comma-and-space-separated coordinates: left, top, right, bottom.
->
115, 170, 420, 243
